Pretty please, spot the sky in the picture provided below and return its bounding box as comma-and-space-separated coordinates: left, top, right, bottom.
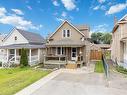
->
0, 0, 126, 37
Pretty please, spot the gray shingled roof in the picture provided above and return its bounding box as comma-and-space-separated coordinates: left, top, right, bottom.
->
16, 29, 45, 44
46, 39, 86, 47
0, 43, 45, 49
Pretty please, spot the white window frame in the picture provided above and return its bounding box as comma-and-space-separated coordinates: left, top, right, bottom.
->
62, 29, 71, 38
56, 47, 64, 55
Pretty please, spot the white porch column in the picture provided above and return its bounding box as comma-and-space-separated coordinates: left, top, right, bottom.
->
15, 49, 17, 62
7, 49, 9, 61
29, 49, 31, 63
38, 49, 40, 63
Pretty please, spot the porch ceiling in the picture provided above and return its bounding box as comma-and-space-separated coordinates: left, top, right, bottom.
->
0, 43, 45, 49
46, 39, 86, 47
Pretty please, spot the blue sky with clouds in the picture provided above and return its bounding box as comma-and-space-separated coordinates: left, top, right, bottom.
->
0, 0, 126, 37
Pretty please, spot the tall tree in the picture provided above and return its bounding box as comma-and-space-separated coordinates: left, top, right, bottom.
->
91, 32, 112, 44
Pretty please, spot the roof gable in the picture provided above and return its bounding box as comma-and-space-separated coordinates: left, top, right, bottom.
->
48, 20, 86, 39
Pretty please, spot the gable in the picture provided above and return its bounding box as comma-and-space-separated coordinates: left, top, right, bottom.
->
3, 29, 29, 45
50, 21, 84, 41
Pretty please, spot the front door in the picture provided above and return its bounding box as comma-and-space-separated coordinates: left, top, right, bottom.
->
71, 48, 77, 61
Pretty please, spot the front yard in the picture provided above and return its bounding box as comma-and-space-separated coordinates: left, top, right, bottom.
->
0, 67, 51, 95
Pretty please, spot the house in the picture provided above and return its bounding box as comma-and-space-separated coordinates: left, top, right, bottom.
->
111, 14, 127, 68
0, 28, 45, 67
45, 20, 91, 68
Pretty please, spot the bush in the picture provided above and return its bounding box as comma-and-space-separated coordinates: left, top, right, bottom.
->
0, 61, 2, 67
20, 48, 29, 67
116, 66, 127, 74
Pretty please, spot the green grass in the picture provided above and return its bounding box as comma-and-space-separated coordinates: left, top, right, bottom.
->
116, 66, 127, 74
0, 67, 51, 95
94, 61, 104, 73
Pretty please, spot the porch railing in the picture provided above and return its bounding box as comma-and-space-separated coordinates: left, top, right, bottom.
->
44, 55, 67, 62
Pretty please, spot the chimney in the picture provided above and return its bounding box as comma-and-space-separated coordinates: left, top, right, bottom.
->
114, 16, 117, 25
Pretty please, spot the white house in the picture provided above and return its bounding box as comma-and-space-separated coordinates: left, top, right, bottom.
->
0, 28, 45, 67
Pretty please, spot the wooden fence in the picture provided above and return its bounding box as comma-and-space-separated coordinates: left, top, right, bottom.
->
90, 50, 102, 60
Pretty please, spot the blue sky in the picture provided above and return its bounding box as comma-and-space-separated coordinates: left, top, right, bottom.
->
0, 0, 126, 37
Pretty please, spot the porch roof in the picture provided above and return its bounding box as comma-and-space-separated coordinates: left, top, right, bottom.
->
0, 43, 45, 49
46, 39, 86, 47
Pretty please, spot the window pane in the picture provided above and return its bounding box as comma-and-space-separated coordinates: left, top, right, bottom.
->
67, 30, 70, 37
63, 30, 66, 37
57, 47, 61, 55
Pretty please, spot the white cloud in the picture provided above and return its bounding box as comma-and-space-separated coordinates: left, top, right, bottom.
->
56, 17, 64, 22
53, 0, 60, 6
98, 0, 105, 4
61, 0, 76, 11
61, 11, 67, 17
11, 9, 24, 15
0, 7, 6, 17
91, 24, 109, 32
106, 3, 127, 15
93, 5, 100, 10
0, 7, 42, 30
27, 5, 32, 10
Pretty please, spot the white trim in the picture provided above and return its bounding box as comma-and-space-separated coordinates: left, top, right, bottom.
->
48, 20, 86, 39
71, 47, 77, 61
15, 49, 17, 62
29, 49, 31, 63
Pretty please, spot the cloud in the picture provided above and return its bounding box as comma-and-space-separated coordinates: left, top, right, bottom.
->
98, 0, 105, 4
52, 0, 60, 6
61, 0, 76, 11
61, 11, 67, 17
11, 9, 24, 15
91, 24, 109, 32
27, 5, 32, 10
0, 7, 42, 30
93, 5, 100, 10
0, 7, 6, 17
56, 17, 64, 22
106, 2, 127, 15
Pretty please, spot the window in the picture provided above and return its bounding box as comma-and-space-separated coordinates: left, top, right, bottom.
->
62, 29, 71, 37
67, 30, 70, 37
63, 30, 66, 37
15, 36, 17, 40
56, 47, 64, 55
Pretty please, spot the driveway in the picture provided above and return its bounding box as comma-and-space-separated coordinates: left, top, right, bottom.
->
31, 71, 127, 95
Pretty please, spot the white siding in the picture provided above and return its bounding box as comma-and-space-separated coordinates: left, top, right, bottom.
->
3, 29, 28, 45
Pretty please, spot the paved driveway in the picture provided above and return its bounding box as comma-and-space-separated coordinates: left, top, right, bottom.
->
31, 72, 127, 95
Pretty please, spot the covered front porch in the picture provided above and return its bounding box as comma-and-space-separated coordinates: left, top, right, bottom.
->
44, 46, 85, 69
0, 44, 44, 67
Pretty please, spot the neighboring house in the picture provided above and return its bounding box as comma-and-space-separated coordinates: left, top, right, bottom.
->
111, 14, 127, 68
0, 28, 45, 67
45, 20, 91, 68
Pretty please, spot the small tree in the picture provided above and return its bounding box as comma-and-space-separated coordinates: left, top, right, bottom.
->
20, 48, 29, 67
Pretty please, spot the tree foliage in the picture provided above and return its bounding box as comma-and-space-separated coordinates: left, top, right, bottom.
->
20, 48, 29, 67
91, 32, 112, 44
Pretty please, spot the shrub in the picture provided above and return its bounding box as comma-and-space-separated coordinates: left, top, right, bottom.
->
20, 48, 29, 67
116, 66, 127, 74
0, 61, 2, 67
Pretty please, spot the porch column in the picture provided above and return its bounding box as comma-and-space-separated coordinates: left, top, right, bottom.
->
38, 49, 40, 63
15, 49, 17, 62
7, 49, 9, 61
29, 49, 31, 63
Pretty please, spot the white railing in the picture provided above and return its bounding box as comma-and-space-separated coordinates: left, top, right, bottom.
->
29, 55, 38, 66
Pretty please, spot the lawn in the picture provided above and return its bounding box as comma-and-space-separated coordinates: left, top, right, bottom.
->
0, 67, 51, 95
94, 61, 104, 73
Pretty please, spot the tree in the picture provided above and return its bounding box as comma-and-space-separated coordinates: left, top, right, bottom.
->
101, 33, 112, 44
20, 48, 29, 67
91, 32, 103, 44
91, 32, 112, 44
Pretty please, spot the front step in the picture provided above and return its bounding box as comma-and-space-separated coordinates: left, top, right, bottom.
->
66, 64, 77, 69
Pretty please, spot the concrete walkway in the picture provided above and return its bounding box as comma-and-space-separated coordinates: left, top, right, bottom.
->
16, 63, 127, 95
